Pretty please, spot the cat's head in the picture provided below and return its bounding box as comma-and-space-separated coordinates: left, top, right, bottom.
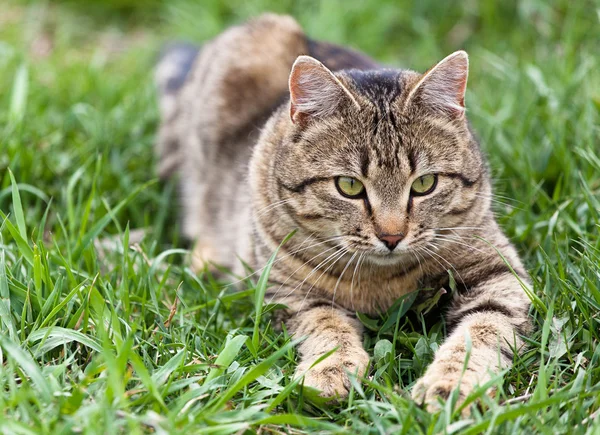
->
263, 51, 490, 266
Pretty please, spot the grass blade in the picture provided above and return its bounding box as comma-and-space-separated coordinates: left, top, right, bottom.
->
72, 180, 156, 258
8, 169, 27, 241
0, 335, 52, 401
209, 339, 299, 411
9, 64, 28, 125
252, 231, 295, 352
28, 326, 102, 355
205, 334, 247, 383
151, 348, 186, 387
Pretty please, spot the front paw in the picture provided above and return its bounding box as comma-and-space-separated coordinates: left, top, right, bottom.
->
295, 349, 369, 399
412, 363, 476, 414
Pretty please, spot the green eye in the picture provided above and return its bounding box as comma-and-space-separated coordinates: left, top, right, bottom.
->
411, 174, 437, 195
336, 177, 365, 198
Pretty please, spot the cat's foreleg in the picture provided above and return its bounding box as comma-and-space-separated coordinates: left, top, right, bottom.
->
275, 294, 370, 398
412, 272, 531, 412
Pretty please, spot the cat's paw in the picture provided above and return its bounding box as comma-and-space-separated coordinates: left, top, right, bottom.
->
296, 349, 369, 399
411, 364, 475, 414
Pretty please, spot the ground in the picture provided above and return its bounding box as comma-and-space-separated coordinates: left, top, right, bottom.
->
0, 0, 599, 433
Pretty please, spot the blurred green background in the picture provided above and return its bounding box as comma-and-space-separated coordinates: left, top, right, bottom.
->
1, 1, 599, 432
2, 0, 598, 230
2, 0, 599, 254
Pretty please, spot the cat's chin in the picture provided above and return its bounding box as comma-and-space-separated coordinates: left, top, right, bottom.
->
364, 251, 416, 267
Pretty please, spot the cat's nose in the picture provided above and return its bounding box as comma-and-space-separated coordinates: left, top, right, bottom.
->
378, 234, 404, 251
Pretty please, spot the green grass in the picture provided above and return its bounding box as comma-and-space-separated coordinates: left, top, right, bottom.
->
1, 0, 599, 433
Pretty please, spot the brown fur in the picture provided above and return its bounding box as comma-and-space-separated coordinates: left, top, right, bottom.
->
156, 14, 532, 411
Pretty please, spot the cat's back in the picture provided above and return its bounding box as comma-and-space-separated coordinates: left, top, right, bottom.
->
156, 14, 377, 274
155, 14, 305, 179
155, 14, 379, 179
154, 14, 378, 273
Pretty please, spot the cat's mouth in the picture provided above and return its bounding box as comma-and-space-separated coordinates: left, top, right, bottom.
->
342, 238, 420, 267
364, 246, 417, 266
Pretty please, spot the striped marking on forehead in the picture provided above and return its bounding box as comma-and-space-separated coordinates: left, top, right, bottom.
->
346, 70, 406, 173
422, 116, 464, 137
407, 116, 468, 172
346, 69, 403, 116
349, 70, 402, 139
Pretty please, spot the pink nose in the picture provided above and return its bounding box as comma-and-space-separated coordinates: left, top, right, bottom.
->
378, 234, 404, 251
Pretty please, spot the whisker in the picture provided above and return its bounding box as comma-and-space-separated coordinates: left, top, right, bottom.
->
473, 193, 524, 211
419, 243, 464, 284
410, 246, 426, 278
433, 234, 487, 255
298, 247, 350, 311
225, 235, 345, 287
253, 198, 294, 219
266, 244, 341, 304
282, 246, 346, 301
431, 239, 475, 264
475, 192, 526, 204
350, 252, 365, 312
331, 252, 357, 311
431, 226, 485, 232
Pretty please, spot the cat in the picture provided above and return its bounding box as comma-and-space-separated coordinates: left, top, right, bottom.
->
155, 13, 532, 412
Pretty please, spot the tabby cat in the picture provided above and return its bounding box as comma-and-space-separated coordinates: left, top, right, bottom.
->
155, 14, 531, 411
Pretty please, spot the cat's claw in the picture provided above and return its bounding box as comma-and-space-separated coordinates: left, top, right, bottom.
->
296, 350, 369, 399
412, 368, 475, 415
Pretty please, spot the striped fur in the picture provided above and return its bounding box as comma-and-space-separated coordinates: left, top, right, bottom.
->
156, 14, 532, 410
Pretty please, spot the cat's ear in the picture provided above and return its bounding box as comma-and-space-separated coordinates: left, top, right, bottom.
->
405, 51, 469, 118
289, 55, 359, 123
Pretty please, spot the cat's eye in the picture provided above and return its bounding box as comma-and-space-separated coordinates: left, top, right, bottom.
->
336, 176, 365, 198
411, 174, 437, 196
